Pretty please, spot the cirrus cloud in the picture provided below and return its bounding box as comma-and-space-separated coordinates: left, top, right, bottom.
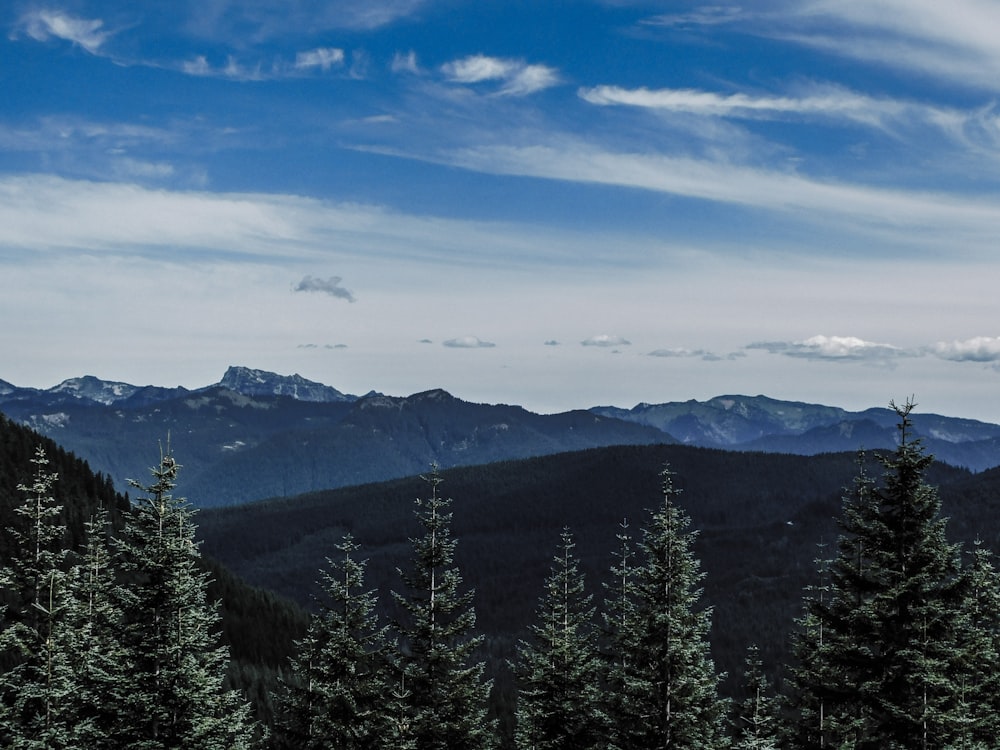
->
20, 10, 111, 54
294, 48, 345, 71
441, 55, 560, 96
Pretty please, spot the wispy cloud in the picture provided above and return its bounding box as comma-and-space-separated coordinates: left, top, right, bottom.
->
20, 10, 111, 54
643, 6, 744, 28
294, 48, 346, 72
443, 336, 496, 348
928, 336, 1000, 362
748, 335, 909, 362
293, 275, 356, 302
391, 50, 421, 74
180, 50, 348, 81
776, 0, 1000, 92
436, 141, 1000, 252
185, 0, 429, 39
580, 83, 915, 128
582, 334, 631, 347
441, 55, 560, 96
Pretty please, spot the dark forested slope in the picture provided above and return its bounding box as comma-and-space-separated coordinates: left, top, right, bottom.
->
195, 443, 980, 694
0, 414, 308, 724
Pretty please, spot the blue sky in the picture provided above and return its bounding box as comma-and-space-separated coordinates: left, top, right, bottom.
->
3, 1, 1000, 421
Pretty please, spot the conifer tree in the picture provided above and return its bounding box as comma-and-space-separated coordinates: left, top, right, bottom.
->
734, 645, 778, 750
0, 447, 79, 748
65, 506, 131, 747
951, 541, 1000, 748
515, 528, 606, 749
113, 449, 258, 749
391, 467, 494, 750
276, 533, 390, 749
785, 401, 967, 749
603, 466, 727, 749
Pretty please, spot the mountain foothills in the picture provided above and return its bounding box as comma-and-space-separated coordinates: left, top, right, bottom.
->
3, 366, 1000, 506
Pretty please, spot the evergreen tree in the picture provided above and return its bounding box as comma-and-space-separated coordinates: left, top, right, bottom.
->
65, 505, 131, 747
391, 467, 494, 750
276, 533, 390, 749
603, 466, 727, 749
734, 644, 778, 750
785, 401, 968, 749
113, 448, 258, 749
0, 447, 78, 749
515, 528, 606, 749
951, 541, 1000, 748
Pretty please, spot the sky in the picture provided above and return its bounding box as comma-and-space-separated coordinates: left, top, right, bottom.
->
3, 1, 1000, 422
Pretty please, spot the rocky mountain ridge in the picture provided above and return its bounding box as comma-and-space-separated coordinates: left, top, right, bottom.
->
3, 367, 1000, 506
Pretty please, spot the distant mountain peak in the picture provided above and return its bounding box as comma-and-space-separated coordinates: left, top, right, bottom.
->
50, 376, 140, 405
217, 366, 356, 403
408, 388, 455, 403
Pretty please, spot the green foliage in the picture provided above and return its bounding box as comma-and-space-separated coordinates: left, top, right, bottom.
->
275, 534, 390, 749
514, 528, 606, 749
734, 645, 778, 750
785, 401, 970, 748
603, 466, 728, 749
0, 447, 78, 748
111, 450, 258, 749
951, 542, 1000, 747
392, 467, 495, 750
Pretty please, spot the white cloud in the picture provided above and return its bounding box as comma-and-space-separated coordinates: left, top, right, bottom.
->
294, 48, 345, 71
182, 56, 212, 76
21, 10, 110, 54
749, 335, 908, 362
443, 336, 496, 348
441, 55, 560, 96
929, 336, 1000, 362
437, 141, 1000, 252
443, 55, 515, 83
778, 0, 1000, 92
0, 174, 671, 270
582, 334, 631, 347
500, 65, 561, 96
579, 84, 912, 127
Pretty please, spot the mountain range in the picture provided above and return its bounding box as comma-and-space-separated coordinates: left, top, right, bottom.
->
2, 366, 999, 506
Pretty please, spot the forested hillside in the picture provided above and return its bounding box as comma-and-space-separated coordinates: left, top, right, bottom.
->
6, 408, 1000, 747
0, 415, 308, 732
198, 442, 979, 662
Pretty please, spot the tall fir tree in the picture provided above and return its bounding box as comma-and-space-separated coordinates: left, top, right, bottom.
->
603, 465, 728, 750
391, 467, 495, 750
64, 505, 131, 747
113, 448, 259, 749
0, 447, 78, 749
785, 401, 968, 749
276, 533, 391, 749
515, 528, 607, 750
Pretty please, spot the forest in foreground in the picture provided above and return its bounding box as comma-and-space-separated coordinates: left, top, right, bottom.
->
3, 403, 1000, 748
